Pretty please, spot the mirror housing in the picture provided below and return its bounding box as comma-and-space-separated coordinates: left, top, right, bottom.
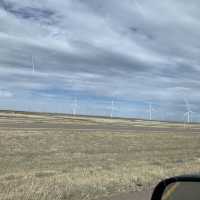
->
151, 176, 200, 200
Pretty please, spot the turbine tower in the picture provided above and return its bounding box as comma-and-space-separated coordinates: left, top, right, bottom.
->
183, 97, 194, 127
148, 102, 156, 120
73, 98, 78, 116
32, 56, 35, 73
184, 111, 192, 123
110, 100, 114, 118
149, 103, 152, 120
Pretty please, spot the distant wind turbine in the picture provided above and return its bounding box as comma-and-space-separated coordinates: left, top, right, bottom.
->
110, 100, 114, 118
148, 103, 156, 120
147, 102, 157, 121
109, 99, 120, 118
184, 111, 192, 123
183, 97, 194, 127
149, 103, 152, 120
73, 98, 78, 116
32, 56, 35, 73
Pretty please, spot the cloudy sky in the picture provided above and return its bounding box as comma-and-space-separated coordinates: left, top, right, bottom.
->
1, 0, 200, 121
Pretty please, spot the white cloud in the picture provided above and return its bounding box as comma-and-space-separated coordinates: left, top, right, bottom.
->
0, 90, 13, 98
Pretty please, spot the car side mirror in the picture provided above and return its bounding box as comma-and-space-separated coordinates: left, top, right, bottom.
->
151, 176, 200, 200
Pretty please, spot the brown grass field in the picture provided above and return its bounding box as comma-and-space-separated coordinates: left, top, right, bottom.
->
0, 111, 200, 200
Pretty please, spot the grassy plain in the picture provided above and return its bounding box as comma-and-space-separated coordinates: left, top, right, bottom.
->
0, 111, 200, 200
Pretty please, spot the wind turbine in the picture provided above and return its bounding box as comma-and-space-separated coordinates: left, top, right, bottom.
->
149, 103, 152, 120
148, 103, 156, 120
184, 111, 192, 123
110, 100, 114, 118
147, 102, 158, 121
183, 98, 194, 128
72, 98, 78, 116
32, 56, 35, 73
109, 99, 120, 118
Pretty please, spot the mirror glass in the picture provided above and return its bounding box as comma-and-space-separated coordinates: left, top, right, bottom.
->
161, 182, 200, 200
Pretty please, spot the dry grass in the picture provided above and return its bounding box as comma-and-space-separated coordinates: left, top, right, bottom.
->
0, 112, 200, 200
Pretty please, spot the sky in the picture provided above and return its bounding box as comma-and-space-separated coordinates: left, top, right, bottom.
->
1, 0, 200, 121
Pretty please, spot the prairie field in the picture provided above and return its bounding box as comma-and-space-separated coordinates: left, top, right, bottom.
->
0, 111, 200, 200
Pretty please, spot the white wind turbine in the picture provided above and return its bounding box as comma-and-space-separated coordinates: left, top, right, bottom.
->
148, 102, 156, 121
184, 111, 192, 123
149, 103, 152, 120
72, 98, 78, 116
31, 56, 35, 73
109, 99, 120, 118
183, 98, 194, 127
110, 100, 114, 118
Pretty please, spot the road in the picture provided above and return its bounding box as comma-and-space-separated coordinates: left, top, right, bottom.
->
0, 121, 200, 134
103, 189, 153, 200
109, 182, 200, 200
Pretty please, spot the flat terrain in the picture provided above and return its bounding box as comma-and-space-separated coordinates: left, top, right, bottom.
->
0, 111, 200, 200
